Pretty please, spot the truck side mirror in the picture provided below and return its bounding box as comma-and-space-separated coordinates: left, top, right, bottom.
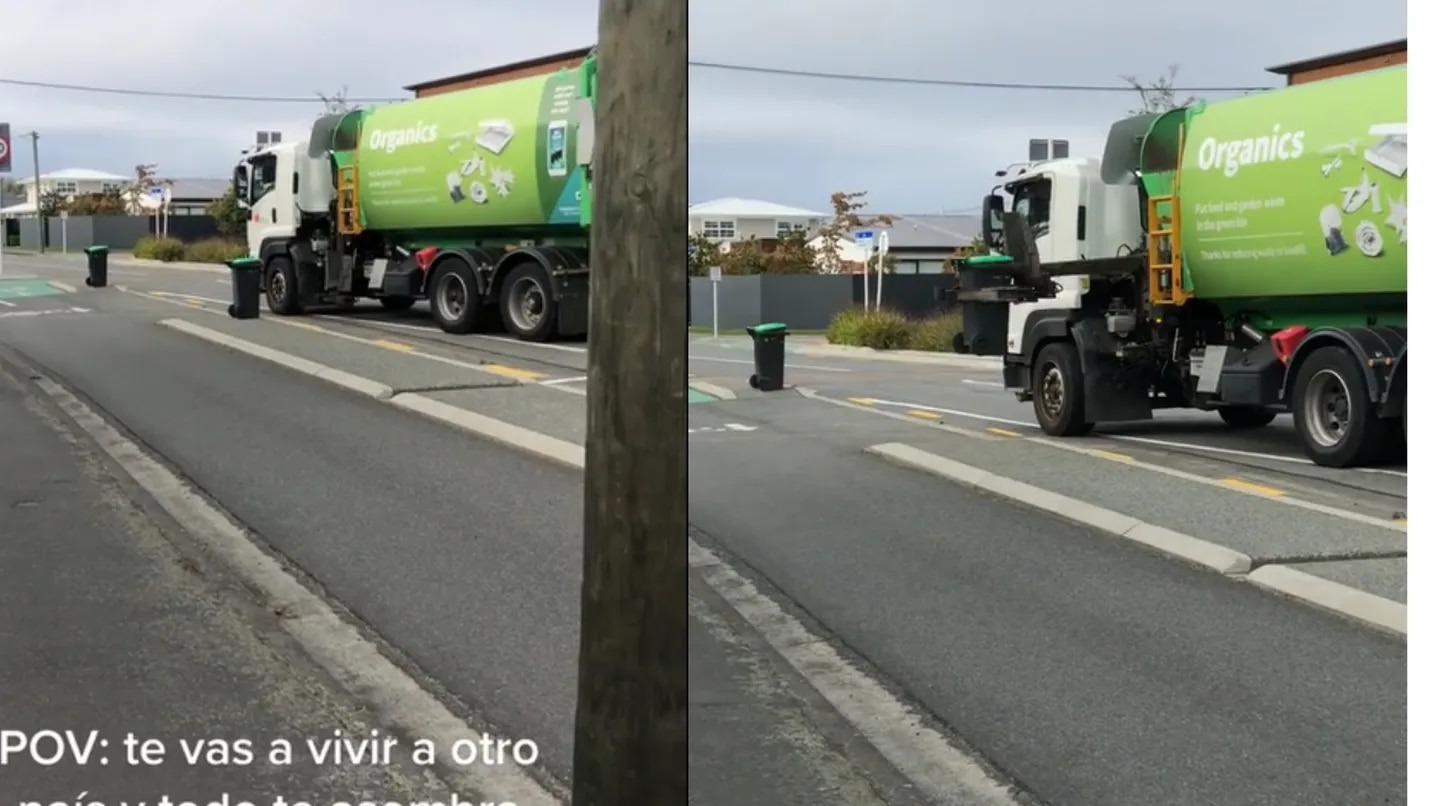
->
981, 194, 1005, 250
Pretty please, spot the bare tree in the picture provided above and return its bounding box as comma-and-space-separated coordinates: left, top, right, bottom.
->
317, 87, 355, 115
1120, 65, 1197, 115
814, 190, 894, 274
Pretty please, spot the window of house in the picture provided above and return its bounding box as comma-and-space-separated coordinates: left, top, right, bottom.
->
53, 181, 78, 196
101, 183, 122, 193
776, 221, 808, 238
701, 220, 735, 239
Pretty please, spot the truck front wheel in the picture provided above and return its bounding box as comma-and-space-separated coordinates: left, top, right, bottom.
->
1032, 341, 1093, 437
429, 261, 483, 334
1293, 346, 1387, 467
265, 256, 302, 315
500, 262, 557, 342
1218, 406, 1276, 429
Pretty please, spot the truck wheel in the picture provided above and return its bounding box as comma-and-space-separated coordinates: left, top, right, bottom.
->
429, 261, 483, 334
1293, 346, 1387, 467
500, 262, 557, 342
1032, 341, 1093, 437
380, 296, 415, 312
1218, 406, 1276, 429
265, 256, 302, 315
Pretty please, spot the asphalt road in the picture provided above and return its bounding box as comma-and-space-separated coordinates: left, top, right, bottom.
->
0, 296, 588, 786
2, 254, 1408, 804
688, 393, 1405, 806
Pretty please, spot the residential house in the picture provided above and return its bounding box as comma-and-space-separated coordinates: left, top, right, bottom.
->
688, 198, 827, 244
0, 169, 129, 216
807, 214, 981, 274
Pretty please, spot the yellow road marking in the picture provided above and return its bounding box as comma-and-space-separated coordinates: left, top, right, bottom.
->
283, 320, 326, 332
986, 427, 1022, 438
1219, 478, 1286, 497
907, 410, 943, 421
372, 339, 414, 353
1091, 449, 1135, 463
483, 364, 546, 382
848, 397, 876, 406
185, 300, 206, 308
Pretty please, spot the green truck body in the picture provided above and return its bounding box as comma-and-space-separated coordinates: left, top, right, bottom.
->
1142, 66, 1406, 326
331, 55, 595, 247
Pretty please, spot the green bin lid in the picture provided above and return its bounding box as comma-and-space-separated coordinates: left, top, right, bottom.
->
751, 322, 787, 334
963, 254, 1014, 265
84, 245, 109, 254
227, 257, 262, 270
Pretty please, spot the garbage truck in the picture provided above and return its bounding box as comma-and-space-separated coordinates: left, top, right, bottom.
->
945, 65, 1406, 467
230, 52, 596, 341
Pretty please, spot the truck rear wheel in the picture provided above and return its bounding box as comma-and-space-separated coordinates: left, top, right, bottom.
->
1218, 406, 1276, 429
1293, 346, 1387, 467
500, 262, 557, 342
429, 261, 483, 334
1032, 341, 1092, 437
265, 256, 302, 315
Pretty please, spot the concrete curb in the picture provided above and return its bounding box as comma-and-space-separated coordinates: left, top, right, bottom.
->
158, 318, 588, 472
689, 380, 737, 400
792, 344, 1002, 370
867, 441, 1407, 638
867, 442, 1252, 575
1248, 565, 1406, 637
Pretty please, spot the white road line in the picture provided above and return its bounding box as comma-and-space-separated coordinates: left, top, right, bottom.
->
962, 379, 1004, 388
860, 397, 1407, 479
0, 299, 14, 307
26, 370, 560, 805
690, 354, 851, 373
315, 315, 589, 354
538, 376, 587, 386
150, 291, 230, 305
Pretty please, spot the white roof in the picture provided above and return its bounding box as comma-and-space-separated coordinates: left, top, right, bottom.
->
689, 197, 827, 219
0, 201, 37, 216
14, 168, 129, 185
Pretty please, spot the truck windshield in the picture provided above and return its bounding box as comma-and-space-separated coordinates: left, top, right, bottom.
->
1011, 178, 1052, 238
250, 154, 278, 203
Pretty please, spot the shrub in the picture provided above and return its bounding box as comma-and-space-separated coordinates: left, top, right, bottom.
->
133, 236, 185, 262
908, 311, 964, 353
826, 307, 913, 350
182, 238, 248, 264
824, 308, 965, 352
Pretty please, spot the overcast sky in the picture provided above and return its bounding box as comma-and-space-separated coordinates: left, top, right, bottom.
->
2, 1, 1405, 215
0, 0, 597, 185
689, 0, 1407, 216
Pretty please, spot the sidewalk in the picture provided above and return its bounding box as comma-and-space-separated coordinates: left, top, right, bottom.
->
690, 583, 922, 806
0, 362, 450, 802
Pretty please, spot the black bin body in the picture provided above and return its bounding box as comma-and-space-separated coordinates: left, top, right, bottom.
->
227, 257, 263, 320
83, 245, 109, 288
745, 322, 788, 392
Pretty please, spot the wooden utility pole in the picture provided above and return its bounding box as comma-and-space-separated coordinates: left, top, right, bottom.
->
571, 0, 687, 803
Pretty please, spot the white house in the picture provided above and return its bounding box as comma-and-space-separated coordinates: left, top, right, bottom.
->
807, 214, 981, 274
0, 169, 130, 216
688, 197, 828, 244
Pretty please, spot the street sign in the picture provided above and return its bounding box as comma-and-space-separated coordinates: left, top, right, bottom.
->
0, 123, 10, 174
708, 266, 721, 283
854, 230, 874, 244
148, 187, 165, 203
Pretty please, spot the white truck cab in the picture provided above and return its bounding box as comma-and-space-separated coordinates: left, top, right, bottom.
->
231, 141, 333, 259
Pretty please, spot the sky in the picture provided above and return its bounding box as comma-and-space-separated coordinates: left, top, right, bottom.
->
689, 0, 1407, 216
0, 1, 1406, 215
0, 0, 599, 186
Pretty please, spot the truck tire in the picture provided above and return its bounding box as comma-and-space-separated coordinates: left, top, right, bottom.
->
1292, 346, 1387, 467
1032, 341, 1092, 437
380, 296, 415, 312
265, 256, 302, 315
428, 260, 483, 334
499, 262, 557, 342
1218, 406, 1276, 429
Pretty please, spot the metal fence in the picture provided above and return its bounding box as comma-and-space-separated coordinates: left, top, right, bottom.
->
12, 215, 221, 252
688, 273, 955, 330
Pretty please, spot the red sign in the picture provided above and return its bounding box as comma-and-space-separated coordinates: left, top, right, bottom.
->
0, 123, 11, 174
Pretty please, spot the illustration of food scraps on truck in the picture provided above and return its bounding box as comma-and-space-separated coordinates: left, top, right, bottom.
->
1317, 122, 1406, 257
444, 120, 519, 206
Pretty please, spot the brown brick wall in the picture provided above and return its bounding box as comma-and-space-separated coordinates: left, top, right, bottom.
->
1288, 50, 1407, 85
414, 54, 588, 98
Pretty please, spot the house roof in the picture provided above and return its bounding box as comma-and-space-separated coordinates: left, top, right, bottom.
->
165, 178, 229, 200
404, 46, 594, 92
14, 168, 128, 185
1266, 38, 1406, 76
689, 197, 828, 219
817, 214, 980, 249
